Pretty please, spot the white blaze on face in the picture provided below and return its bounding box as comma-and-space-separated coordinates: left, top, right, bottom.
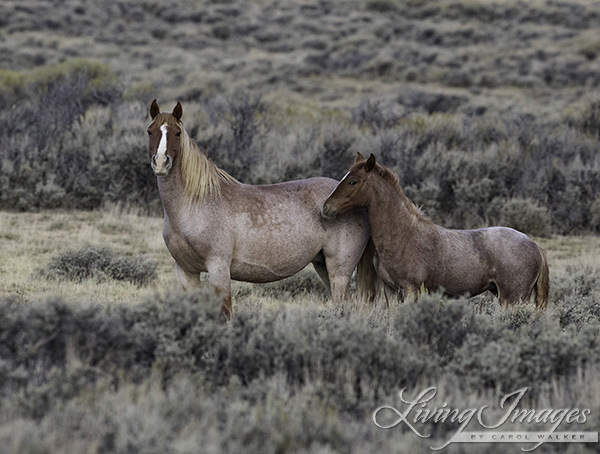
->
329, 171, 350, 196
155, 124, 169, 167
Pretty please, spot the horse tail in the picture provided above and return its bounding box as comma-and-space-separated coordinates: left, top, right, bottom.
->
356, 237, 378, 303
534, 247, 550, 310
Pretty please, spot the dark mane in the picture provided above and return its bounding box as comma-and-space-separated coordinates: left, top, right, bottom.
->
372, 162, 432, 224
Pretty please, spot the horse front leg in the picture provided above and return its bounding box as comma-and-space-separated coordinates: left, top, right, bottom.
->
328, 273, 351, 304
175, 262, 201, 290
206, 258, 233, 322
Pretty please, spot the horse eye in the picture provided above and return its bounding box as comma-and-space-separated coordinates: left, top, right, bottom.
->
349, 180, 357, 186
175, 131, 181, 137
147, 130, 152, 135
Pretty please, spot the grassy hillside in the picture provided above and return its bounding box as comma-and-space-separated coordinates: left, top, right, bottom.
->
1, 0, 600, 232
3, 0, 600, 109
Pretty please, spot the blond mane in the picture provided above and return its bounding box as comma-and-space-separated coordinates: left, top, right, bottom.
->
152, 111, 237, 202
179, 127, 237, 202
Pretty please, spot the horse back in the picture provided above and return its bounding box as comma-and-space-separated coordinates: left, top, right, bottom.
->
469, 226, 541, 261
248, 177, 338, 207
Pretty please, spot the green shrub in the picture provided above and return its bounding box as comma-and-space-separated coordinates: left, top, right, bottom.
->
365, 0, 398, 13
574, 98, 600, 139
451, 316, 591, 393
494, 197, 552, 237
353, 98, 400, 133
0, 60, 124, 212
393, 296, 476, 365
320, 122, 356, 179
37, 246, 157, 286
591, 197, 600, 232
211, 91, 266, 183
555, 293, 600, 331
2, 56, 600, 233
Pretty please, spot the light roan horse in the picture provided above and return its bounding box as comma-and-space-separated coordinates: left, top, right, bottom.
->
147, 100, 376, 320
322, 153, 549, 309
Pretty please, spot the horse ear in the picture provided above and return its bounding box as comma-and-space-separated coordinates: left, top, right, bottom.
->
355, 152, 366, 162
173, 102, 183, 121
150, 99, 160, 119
364, 153, 377, 173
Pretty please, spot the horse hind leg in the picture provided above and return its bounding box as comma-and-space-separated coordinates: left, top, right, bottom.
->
321, 254, 353, 304
487, 281, 517, 308
312, 251, 332, 296
495, 259, 544, 307
496, 279, 536, 307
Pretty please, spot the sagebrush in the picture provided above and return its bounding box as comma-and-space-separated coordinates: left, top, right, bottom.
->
36, 245, 157, 286
2, 0, 600, 234
0, 285, 598, 452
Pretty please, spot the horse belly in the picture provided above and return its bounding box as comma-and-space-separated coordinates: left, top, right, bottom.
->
434, 238, 495, 298
230, 223, 324, 283
229, 259, 308, 283
230, 245, 320, 283
436, 272, 491, 299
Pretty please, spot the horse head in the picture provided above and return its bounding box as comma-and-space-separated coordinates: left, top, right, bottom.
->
322, 152, 378, 219
147, 99, 183, 176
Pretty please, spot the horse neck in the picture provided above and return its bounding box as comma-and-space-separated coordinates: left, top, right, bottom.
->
366, 177, 431, 245
156, 152, 237, 224
156, 162, 189, 222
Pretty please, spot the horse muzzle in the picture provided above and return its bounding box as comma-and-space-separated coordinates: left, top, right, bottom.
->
151, 154, 172, 176
321, 202, 338, 220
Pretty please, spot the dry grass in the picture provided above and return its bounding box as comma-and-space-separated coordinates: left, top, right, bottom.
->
0, 209, 597, 310
0, 208, 331, 311
0, 209, 170, 305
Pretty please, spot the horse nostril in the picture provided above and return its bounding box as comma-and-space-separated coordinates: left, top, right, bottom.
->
152, 155, 157, 165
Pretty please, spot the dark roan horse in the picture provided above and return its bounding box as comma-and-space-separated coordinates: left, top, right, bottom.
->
322, 153, 549, 309
147, 100, 376, 320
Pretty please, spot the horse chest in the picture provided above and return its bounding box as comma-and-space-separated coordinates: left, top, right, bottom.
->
163, 225, 212, 274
